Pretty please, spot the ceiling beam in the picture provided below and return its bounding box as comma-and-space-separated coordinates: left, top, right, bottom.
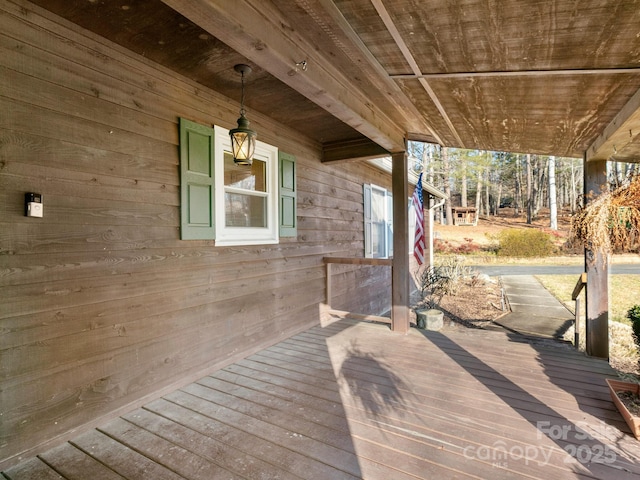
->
369, 0, 464, 147
391, 68, 640, 80
586, 86, 640, 162
160, 0, 407, 153
322, 138, 389, 163
314, 0, 443, 145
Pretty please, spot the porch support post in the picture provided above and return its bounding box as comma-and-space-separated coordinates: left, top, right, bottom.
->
584, 157, 609, 359
391, 150, 410, 333
426, 199, 434, 268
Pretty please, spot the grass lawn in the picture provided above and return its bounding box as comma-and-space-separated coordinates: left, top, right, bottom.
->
536, 274, 640, 325
536, 274, 640, 376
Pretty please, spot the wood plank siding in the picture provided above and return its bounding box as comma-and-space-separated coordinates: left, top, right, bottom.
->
4, 319, 640, 479
0, 0, 393, 468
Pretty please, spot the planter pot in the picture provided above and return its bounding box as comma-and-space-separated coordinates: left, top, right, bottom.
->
415, 309, 443, 331
606, 378, 640, 439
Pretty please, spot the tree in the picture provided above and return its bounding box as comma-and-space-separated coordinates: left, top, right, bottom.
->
449, 148, 478, 208
513, 154, 523, 215
441, 147, 453, 225
484, 165, 491, 217
549, 155, 557, 230
526, 154, 533, 223
569, 158, 581, 213
533, 155, 547, 217
460, 162, 468, 207
405, 144, 583, 224
474, 165, 485, 216
490, 151, 516, 215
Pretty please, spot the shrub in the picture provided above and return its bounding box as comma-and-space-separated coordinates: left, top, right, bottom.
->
570, 175, 640, 253
457, 237, 481, 254
434, 239, 453, 254
495, 228, 556, 257
434, 237, 481, 255
415, 256, 474, 308
628, 305, 640, 346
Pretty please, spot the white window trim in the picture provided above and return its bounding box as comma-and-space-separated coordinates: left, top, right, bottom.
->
214, 126, 279, 246
364, 183, 393, 258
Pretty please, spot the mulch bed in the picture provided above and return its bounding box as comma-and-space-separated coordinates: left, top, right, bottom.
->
412, 277, 506, 330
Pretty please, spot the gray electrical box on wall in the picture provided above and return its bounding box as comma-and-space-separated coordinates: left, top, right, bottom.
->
25, 192, 43, 218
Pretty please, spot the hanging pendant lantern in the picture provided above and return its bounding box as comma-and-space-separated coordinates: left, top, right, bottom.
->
229, 64, 257, 165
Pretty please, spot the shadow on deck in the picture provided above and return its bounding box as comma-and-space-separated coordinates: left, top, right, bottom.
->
4, 319, 640, 479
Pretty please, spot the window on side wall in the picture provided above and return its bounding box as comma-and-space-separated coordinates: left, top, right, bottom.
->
214, 126, 278, 245
179, 118, 296, 244
364, 184, 393, 258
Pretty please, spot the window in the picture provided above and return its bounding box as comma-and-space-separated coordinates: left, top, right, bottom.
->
364, 184, 393, 258
214, 126, 278, 245
180, 118, 296, 243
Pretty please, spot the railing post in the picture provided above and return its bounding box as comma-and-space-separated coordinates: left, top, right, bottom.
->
571, 272, 587, 351
326, 262, 332, 307
574, 297, 580, 349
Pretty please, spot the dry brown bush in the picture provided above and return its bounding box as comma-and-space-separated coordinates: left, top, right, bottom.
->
570, 175, 640, 253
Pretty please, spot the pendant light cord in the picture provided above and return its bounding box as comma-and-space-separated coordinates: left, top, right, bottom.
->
240, 71, 246, 116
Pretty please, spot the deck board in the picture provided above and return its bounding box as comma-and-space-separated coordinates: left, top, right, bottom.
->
2, 457, 63, 480
243, 345, 619, 437
70, 429, 185, 480
98, 417, 242, 480
39, 443, 125, 480
122, 408, 300, 479
4, 318, 640, 479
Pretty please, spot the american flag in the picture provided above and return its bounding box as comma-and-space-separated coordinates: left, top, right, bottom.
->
412, 172, 425, 265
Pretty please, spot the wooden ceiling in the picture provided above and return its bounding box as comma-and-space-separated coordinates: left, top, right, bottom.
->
30, 0, 640, 162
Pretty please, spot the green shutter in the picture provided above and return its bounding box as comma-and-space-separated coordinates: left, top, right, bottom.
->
278, 151, 297, 237
180, 118, 215, 240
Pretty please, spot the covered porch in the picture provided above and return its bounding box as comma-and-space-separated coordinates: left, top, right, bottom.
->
3, 0, 640, 472
5, 318, 640, 480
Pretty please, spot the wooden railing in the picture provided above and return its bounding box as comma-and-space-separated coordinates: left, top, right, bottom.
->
322, 257, 393, 324
571, 272, 587, 349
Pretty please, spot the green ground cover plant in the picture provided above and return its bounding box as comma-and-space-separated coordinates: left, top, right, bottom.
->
629, 305, 640, 344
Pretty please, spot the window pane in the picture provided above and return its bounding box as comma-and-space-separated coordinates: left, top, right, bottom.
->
371, 188, 385, 223
372, 221, 386, 257
225, 192, 267, 227
370, 187, 388, 257
224, 151, 266, 192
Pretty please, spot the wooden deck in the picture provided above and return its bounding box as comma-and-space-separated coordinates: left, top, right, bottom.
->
4, 318, 640, 480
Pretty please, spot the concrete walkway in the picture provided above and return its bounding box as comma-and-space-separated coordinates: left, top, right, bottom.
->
495, 275, 574, 339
